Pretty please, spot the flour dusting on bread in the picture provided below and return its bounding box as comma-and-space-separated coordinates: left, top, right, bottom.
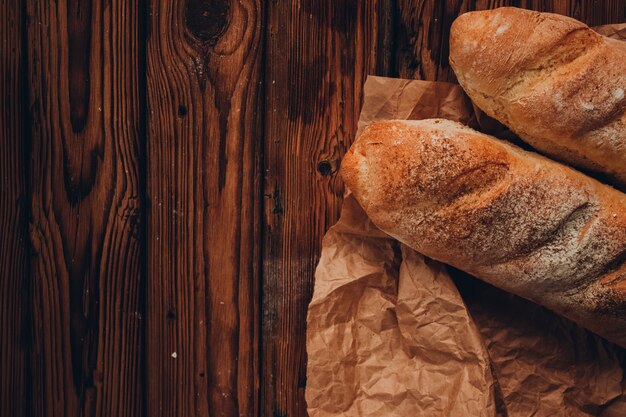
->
341, 119, 626, 346
449, 7, 626, 188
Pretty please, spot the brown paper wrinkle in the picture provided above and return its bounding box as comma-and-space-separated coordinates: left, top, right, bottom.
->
307, 26, 626, 417
308, 192, 498, 417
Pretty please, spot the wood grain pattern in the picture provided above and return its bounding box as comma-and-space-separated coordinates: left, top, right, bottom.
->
145, 0, 263, 415
262, 1, 394, 416
26, 0, 144, 416
0, 1, 28, 416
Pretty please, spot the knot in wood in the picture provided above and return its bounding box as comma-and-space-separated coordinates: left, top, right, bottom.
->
317, 160, 333, 176
185, 0, 230, 45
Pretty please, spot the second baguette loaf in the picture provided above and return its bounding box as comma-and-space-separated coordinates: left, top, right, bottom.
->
449, 7, 626, 188
341, 119, 626, 347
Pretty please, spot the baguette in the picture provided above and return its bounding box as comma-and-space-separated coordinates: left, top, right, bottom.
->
341, 119, 626, 347
449, 7, 626, 188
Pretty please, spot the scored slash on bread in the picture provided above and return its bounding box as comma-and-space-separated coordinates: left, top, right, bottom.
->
449, 7, 626, 189
341, 119, 626, 347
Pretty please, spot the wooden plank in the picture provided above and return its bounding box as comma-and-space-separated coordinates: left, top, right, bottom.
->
26, 1, 144, 416
145, 0, 263, 416
262, 1, 394, 416
0, 1, 28, 416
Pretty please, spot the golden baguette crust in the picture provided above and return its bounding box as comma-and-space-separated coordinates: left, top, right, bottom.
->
341, 119, 626, 347
449, 7, 626, 187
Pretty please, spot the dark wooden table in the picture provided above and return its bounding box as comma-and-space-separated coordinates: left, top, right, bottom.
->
1, 1, 624, 416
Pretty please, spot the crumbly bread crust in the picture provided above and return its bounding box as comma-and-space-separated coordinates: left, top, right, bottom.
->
341, 119, 626, 346
449, 7, 626, 187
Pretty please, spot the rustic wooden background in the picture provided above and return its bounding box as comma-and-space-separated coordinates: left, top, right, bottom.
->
1, 1, 624, 416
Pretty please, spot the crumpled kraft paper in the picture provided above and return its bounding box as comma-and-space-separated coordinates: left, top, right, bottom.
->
306, 25, 626, 417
